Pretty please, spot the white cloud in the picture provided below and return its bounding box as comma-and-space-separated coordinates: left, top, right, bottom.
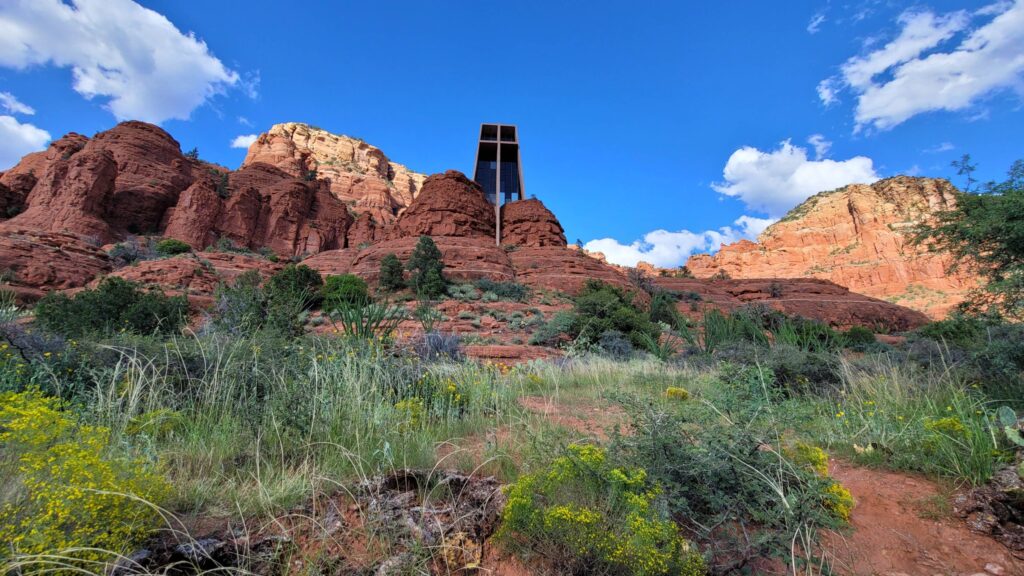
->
0, 115, 50, 169
819, 1, 1024, 131
0, 0, 240, 123
817, 78, 839, 106
0, 91, 34, 115
807, 134, 831, 159
712, 139, 879, 217
807, 12, 826, 34
237, 116, 253, 127
230, 134, 258, 149
584, 216, 776, 268
924, 141, 955, 153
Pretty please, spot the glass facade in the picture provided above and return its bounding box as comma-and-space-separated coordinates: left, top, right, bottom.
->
473, 124, 522, 205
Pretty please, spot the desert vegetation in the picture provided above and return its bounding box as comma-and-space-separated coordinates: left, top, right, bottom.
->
0, 167, 1023, 575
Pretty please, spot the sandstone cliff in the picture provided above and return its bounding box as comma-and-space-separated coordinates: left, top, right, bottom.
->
0, 120, 930, 333
686, 177, 979, 318
241, 122, 426, 223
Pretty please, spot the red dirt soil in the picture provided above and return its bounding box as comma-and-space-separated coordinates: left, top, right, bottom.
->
823, 459, 1022, 576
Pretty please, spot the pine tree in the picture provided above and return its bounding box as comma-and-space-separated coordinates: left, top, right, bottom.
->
379, 253, 405, 291
406, 236, 446, 298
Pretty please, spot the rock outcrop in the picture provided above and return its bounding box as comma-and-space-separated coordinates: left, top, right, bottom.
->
241, 122, 425, 223
388, 171, 495, 240
0, 226, 111, 297
686, 177, 979, 318
501, 199, 566, 247
653, 277, 929, 331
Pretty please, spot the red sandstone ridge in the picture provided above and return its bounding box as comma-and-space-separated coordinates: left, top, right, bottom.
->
685, 177, 980, 319
241, 122, 425, 224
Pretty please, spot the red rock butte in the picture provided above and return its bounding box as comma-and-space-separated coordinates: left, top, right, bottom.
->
0, 120, 932, 332
685, 176, 979, 319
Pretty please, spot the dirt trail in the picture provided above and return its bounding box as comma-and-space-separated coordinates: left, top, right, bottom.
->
823, 460, 1022, 576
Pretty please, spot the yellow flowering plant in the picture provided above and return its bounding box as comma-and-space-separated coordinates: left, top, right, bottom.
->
0, 389, 170, 564
497, 443, 706, 576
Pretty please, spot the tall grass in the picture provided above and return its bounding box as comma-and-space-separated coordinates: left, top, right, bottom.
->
78, 335, 529, 516
811, 353, 1003, 485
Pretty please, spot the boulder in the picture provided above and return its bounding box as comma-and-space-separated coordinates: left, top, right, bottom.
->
389, 171, 496, 240
501, 198, 566, 247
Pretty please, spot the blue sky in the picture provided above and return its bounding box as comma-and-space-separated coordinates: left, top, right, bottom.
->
1, 0, 1022, 266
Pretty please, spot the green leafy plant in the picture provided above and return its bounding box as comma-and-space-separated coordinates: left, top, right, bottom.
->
321, 274, 370, 311
406, 236, 446, 298
330, 301, 406, 340
154, 238, 192, 256
35, 277, 187, 337
378, 253, 405, 292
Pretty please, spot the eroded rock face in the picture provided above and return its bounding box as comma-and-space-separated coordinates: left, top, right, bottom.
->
501, 198, 566, 247
510, 246, 634, 295
686, 177, 979, 318
653, 277, 930, 331
388, 171, 495, 240
0, 226, 111, 296
242, 122, 425, 223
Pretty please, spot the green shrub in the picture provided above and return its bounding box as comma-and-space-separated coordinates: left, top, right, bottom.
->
154, 238, 192, 256
35, 277, 187, 337
570, 280, 659, 348
265, 264, 323, 310
210, 270, 266, 336
321, 274, 369, 310
844, 325, 876, 348
406, 236, 446, 298
473, 279, 528, 302
498, 443, 706, 576
649, 291, 686, 331
379, 253, 405, 292
529, 311, 577, 346
447, 283, 481, 301
0, 389, 169, 563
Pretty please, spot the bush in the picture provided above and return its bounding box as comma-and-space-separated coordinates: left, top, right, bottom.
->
612, 366, 852, 569
322, 274, 369, 311
265, 264, 323, 310
154, 238, 192, 256
844, 325, 876, 349
0, 389, 169, 564
210, 270, 266, 336
498, 444, 706, 576
474, 279, 529, 302
412, 331, 463, 362
649, 290, 686, 331
35, 277, 187, 337
448, 284, 481, 301
406, 236, 446, 298
598, 329, 635, 359
379, 253, 405, 292
529, 311, 577, 346
570, 280, 660, 349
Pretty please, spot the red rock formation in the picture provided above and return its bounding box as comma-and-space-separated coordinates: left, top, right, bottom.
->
241, 122, 425, 223
105, 252, 284, 307
501, 199, 566, 247
653, 277, 929, 331
0, 226, 111, 297
509, 246, 633, 295
686, 177, 979, 318
1, 134, 89, 219
347, 212, 383, 247
343, 236, 515, 285
388, 171, 495, 240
